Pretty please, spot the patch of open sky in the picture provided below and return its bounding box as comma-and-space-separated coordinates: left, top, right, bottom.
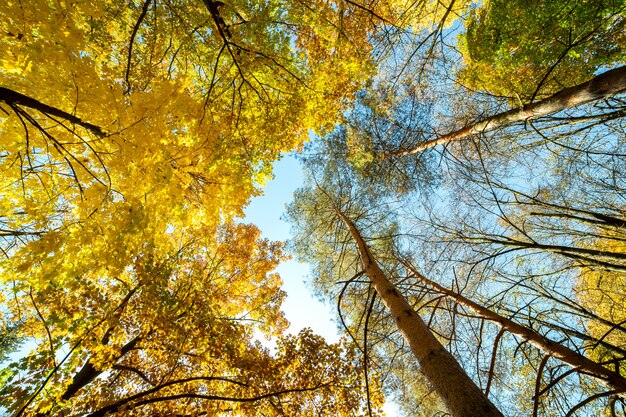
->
243, 153, 340, 343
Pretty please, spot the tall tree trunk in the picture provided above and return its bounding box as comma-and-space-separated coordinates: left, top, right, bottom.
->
398, 259, 626, 395
382, 66, 626, 158
335, 210, 504, 417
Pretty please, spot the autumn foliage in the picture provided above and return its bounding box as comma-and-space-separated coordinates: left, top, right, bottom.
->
0, 0, 384, 415
2, 0, 626, 416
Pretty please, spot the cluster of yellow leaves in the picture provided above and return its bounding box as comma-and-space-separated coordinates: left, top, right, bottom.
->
2, 193, 380, 415
576, 235, 626, 371
0, 0, 379, 231
0, 220, 377, 408
0, 0, 396, 415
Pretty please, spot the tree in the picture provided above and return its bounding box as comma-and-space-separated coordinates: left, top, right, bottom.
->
380, 65, 626, 158
0, 0, 395, 415
391, 89, 626, 414
335, 208, 505, 417
341, 0, 626, 162
395, 257, 626, 394
1, 220, 378, 416
286, 148, 505, 415
457, 0, 626, 102
0, 0, 378, 239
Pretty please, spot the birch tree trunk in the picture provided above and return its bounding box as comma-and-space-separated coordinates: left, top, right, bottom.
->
382, 65, 626, 158
335, 210, 505, 417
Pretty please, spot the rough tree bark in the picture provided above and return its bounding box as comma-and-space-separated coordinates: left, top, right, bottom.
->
335, 209, 505, 417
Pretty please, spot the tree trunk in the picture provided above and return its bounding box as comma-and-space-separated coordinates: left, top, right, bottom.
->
382, 66, 626, 158
398, 259, 626, 395
336, 210, 504, 417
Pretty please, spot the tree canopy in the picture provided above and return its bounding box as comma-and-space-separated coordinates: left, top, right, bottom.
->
2, 0, 626, 416
0, 0, 383, 415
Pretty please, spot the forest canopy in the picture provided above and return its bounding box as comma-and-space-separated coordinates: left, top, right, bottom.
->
1, 0, 625, 416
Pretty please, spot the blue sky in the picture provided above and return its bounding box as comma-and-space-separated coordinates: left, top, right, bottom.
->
243, 154, 340, 342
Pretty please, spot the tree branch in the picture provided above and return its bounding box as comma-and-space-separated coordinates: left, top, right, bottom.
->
0, 87, 105, 137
